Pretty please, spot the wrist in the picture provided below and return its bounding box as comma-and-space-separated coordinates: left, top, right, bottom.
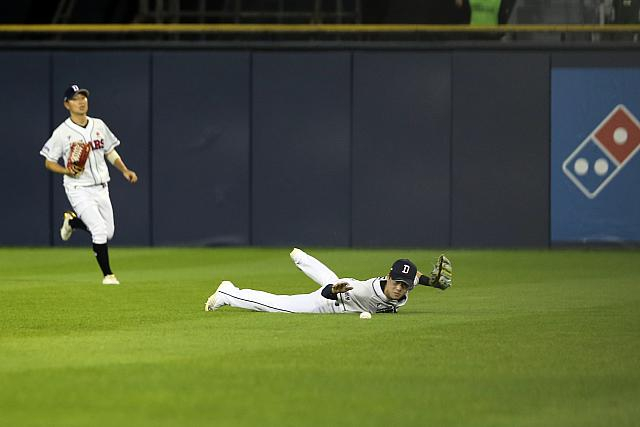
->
321, 284, 338, 300
418, 274, 431, 287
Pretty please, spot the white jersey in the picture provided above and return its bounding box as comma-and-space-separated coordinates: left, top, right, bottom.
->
40, 117, 120, 187
329, 277, 409, 314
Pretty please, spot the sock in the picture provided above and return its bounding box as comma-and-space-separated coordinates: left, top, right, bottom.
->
92, 243, 113, 276
70, 217, 88, 232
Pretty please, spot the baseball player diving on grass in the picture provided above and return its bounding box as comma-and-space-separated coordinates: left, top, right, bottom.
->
205, 248, 452, 314
40, 84, 138, 285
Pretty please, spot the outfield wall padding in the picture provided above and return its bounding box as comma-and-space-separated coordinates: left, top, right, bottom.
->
251, 52, 352, 246
352, 52, 452, 247
451, 52, 550, 248
0, 52, 52, 245
152, 52, 251, 246
0, 48, 636, 247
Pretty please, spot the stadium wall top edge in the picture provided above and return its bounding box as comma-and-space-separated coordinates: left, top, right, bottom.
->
1, 39, 639, 51
2, 23, 640, 33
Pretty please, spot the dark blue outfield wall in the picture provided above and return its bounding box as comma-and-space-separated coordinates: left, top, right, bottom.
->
2, 49, 638, 247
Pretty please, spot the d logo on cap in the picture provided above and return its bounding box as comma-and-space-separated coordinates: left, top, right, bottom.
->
390, 258, 417, 290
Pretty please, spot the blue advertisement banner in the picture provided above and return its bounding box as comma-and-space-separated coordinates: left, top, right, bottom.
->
551, 68, 640, 243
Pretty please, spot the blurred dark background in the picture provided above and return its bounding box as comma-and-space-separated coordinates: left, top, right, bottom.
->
3, 1, 636, 28
0, 0, 492, 25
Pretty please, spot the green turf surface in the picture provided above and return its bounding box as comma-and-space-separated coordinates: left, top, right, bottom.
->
1, 247, 639, 426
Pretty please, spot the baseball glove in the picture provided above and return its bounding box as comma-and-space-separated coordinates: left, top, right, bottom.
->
66, 142, 91, 175
429, 255, 453, 290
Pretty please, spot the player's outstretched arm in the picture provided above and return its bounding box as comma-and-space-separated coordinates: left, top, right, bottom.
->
331, 282, 353, 294
320, 281, 353, 300
106, 149, 138, 184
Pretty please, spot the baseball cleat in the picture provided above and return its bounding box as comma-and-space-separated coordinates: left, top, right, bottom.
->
102, 274, 120, 285
60, 211, 76, 241
204, 293, 218, 311
205, 280, 233, 311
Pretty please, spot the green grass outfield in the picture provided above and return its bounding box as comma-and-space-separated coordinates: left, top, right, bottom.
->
1, 247, 639, 427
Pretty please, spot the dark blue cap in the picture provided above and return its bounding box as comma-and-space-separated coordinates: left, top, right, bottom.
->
389, 259, 417, 289
64, 84, 89, 101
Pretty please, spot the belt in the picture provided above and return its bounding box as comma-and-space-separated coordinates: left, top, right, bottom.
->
70, 183, 107, 189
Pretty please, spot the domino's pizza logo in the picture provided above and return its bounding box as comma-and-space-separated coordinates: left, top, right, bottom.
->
562, 105, 640, 199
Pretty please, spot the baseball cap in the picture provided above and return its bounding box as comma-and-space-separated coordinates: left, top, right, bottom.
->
389, 259, 417, 289
64, 84, 90, 101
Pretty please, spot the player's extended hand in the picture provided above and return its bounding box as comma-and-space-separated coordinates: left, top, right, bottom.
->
123, 170, 138, 184
331, 281, 353, 294
66, 164, 84, 177
429, 255, 453, 290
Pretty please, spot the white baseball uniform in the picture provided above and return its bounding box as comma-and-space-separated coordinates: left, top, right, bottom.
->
212, 249, 409, 314
40, 116, 120, 244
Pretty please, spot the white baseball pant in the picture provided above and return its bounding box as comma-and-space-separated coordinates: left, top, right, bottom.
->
64, 184, 114, 244
216, 282, 335, 313
289, 248, 339, 287
215, 249, 341, 313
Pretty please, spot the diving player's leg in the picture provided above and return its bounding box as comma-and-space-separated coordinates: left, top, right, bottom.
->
206, 281, 329, 313
289, 248, 339, 287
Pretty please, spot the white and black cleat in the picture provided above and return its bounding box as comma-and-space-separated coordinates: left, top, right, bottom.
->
60, 211, 77, 241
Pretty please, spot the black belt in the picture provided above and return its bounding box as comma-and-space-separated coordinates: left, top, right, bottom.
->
73, 183, 106, 189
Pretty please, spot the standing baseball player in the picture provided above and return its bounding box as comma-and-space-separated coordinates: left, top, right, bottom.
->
205, 248, 452, 314
40, 84, 138, 285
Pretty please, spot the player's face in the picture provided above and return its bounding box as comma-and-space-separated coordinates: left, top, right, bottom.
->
64, 94, 88, 115
384, 278, 409, 300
